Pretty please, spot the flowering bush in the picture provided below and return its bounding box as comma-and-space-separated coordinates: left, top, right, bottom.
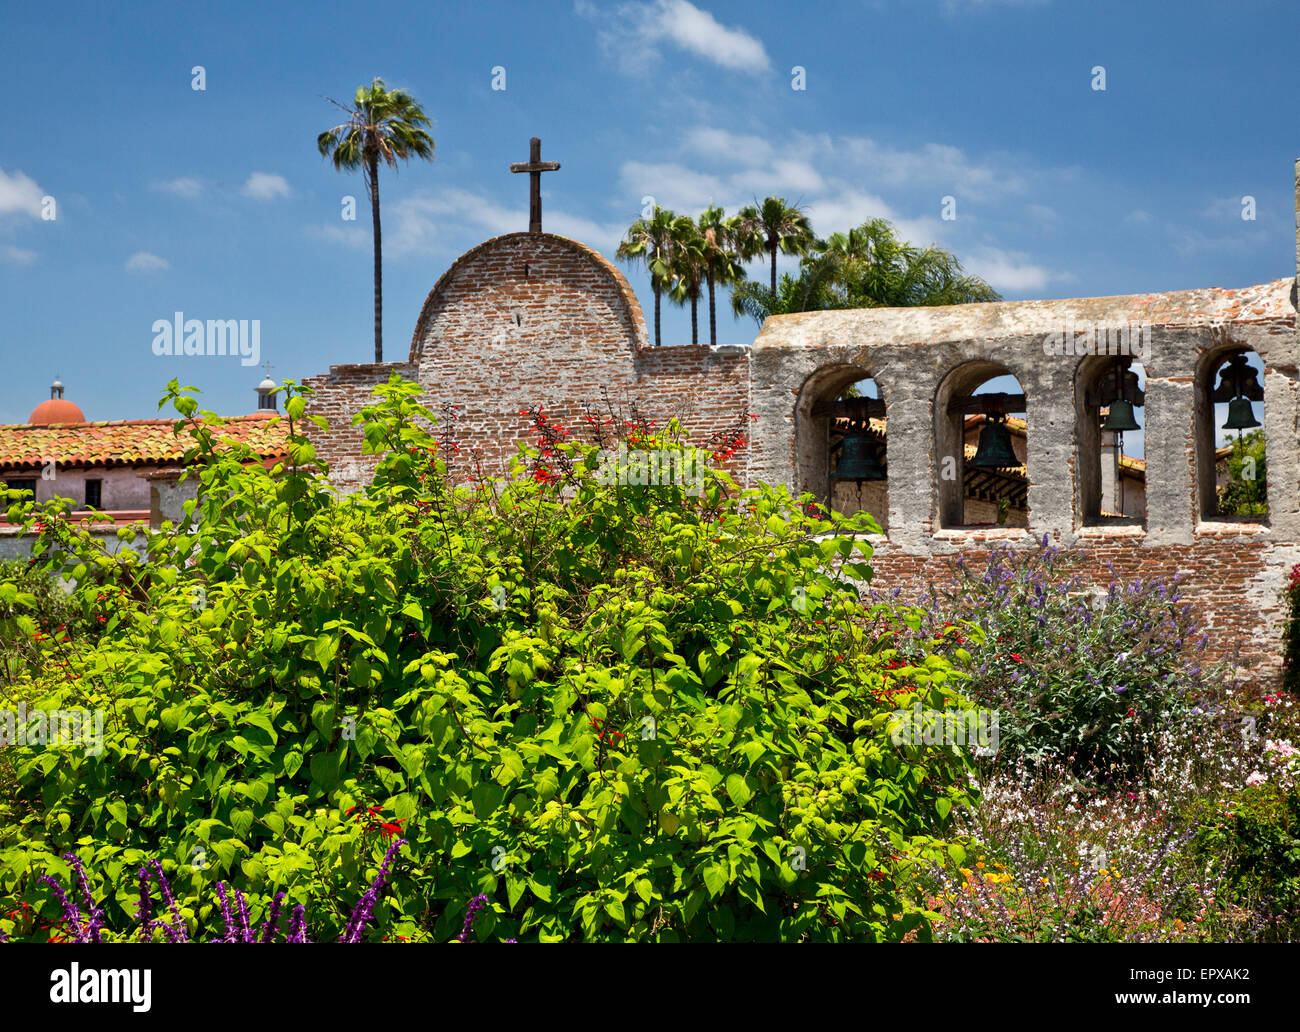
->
0, 374, 974, 943
909, 540, 1219, 779
1283, 563, 1300, 696
925, 723, 1247, 942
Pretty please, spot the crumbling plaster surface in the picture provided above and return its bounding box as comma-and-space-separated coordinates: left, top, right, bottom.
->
750, 278, 1299, 553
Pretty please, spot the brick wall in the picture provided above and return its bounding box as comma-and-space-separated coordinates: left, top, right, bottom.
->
305, 232, 751, 487
301, 361, 419, 489
863, 534, 1300, 690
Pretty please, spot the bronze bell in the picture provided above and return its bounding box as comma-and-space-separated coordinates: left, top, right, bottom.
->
1101, 398, 1140, 434
1222, 397, 1261, 432
831, 429, 886, 482
969, 413, 1019, 469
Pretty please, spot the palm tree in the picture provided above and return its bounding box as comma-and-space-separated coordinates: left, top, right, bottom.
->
668, 218, 706, 347
735, 196, 814, 294
730, 217, 1000, 326
617, 206, 679, 347
729, 271, 841, 325
698, 206, 747, 348
318, 78, 435, 363
831, 218, 1000, 308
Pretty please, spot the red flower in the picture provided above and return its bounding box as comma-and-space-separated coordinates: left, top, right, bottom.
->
380, 819, 407, 839
1009, 654, 1022, 663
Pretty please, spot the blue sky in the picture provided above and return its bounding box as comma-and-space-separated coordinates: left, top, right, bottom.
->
1, 0, 1296, 428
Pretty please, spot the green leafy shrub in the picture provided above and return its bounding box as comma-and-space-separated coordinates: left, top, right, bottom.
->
0, 375, 975, 942
1191, 782, 1300, 941
1283, 564, 1300, 696
0, 557, 102, 680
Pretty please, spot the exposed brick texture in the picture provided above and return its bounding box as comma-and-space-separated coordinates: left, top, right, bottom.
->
862, 536, 1300, 691
304, 232, 750, 484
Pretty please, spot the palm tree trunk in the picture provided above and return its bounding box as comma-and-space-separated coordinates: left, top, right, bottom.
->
690, 295, 699, 347
369, 153, 383, 363
707, 270, 716, 348
769, 240, 777, 294
653, 286, 661, 347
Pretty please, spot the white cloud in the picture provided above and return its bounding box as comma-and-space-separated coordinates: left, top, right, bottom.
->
803, 189, 898, 234
308, 123, 1069, 296
0, 168, 45, 220
544, 211, 627, 258
619, 161, 732, 212
1203, 194, 1252, 221
379, 188, 626, 261
577, 0, 771, 75
153, 177, 204, 199
125, 251, 170, 273
306, 223, 369, 249
622, 129, 1029, 222
681, 127, 773, 166
313, 187, 626, 262
838, 137, 1027, 202
942, 0, 1048, 11
1165, 224, 1254, 259
620, 154, 825, 213
242, 172, 292, 201
2, 245, 36, 265
963, 246, 1052, 291
616, 126, 1072, 293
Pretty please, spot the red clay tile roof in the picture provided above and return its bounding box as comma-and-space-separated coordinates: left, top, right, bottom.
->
0, 413, 289, 472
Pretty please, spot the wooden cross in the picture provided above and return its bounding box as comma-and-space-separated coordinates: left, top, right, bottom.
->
510, 137, 560, 234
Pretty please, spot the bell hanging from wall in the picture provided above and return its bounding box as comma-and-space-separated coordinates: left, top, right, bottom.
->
830, 429, 886, 482
1101, 398, 1140, 433
1222, 396, 1261, 432
969, 412, 1019, 469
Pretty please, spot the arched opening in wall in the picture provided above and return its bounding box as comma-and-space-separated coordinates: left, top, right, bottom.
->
794, 364, 887, 529
1076, 356, 1147, 525
1197, 348, 1267, 521
934, 361, 1028, 529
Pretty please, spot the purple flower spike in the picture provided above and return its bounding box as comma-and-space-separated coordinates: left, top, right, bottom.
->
38, 853, 105, 943
37, 874, 84, 941
458, 894, 492, 943
339, 838, 406, 944
285, 905, 311, 944
259, 893, 286, 943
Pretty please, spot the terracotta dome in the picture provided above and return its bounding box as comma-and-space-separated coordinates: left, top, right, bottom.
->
29, 398, 87, 424
29, 380, 86, 424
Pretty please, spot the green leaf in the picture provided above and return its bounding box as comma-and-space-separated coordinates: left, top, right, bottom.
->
313, 633, 339, 672
471, 781, 504, 819
701, 862, 728, 898
231, 808, 255, 839
725, 774, 753, 808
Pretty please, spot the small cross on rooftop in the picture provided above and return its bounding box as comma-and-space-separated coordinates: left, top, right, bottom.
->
510, 137, 561, 234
